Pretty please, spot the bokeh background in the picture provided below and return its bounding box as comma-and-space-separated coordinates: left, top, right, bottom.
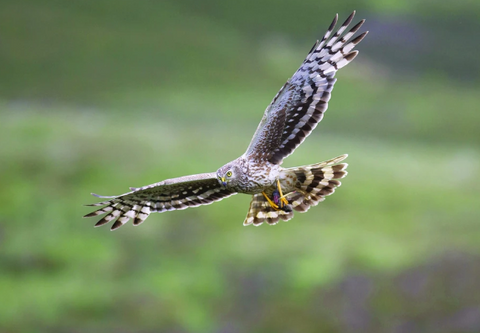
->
1, 1, 480, 332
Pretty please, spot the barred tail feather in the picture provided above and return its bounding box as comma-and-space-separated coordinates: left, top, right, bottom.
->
244, 193, 293, 226
288, 154, 348, 213
243, 154, 348, 226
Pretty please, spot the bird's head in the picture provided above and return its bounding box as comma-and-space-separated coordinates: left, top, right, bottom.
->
216, 162, 241, 188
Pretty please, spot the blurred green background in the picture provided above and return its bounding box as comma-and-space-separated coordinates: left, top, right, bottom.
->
1, 0, 480, 332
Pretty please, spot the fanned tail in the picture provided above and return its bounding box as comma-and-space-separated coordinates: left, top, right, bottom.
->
287, 154, 348, 212
243, 154, 348, 226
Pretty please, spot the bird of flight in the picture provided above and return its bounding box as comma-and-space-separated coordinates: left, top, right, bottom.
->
85, 11, 368, 230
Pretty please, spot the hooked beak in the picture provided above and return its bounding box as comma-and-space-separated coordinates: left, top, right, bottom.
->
220, 177, 227, 187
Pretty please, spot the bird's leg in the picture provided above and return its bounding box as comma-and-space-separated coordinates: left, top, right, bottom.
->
276, 179, 290, 208
262, 191, 279, 209
272, 190, 281, 206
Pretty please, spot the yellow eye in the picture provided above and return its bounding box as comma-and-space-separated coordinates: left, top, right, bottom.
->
226, 171, 232, 177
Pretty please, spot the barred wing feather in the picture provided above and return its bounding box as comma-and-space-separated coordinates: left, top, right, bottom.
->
84, 173, 236, 230
246, 11, 367, 164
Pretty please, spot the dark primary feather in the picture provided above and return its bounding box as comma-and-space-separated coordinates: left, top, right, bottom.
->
245, 11, 367, 164
84, 173, 236, 230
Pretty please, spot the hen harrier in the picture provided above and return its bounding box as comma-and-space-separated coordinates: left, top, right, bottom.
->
85, 11, 367, 230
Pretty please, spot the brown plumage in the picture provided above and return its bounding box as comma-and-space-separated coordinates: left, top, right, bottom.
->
244, 155, 348, 226
84, 12, 367, 230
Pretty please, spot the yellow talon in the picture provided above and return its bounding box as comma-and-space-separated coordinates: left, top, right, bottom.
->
262, 191, 279, 209
276, 179, 290, 208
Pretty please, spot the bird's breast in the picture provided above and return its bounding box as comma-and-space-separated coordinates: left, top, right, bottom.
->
236, 161, 279, 194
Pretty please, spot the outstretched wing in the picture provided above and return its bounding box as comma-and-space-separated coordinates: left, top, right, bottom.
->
245, 11, 367, 164
84, 173, 236, 230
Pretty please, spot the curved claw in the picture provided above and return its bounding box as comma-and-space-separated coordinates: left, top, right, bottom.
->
280, 196, 289, 207
262, 191, 279, 209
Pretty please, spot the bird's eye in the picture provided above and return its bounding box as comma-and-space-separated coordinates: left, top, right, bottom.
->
226, 171, 232, 177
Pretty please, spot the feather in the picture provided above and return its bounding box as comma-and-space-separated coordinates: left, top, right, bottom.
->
245, 12, 367, 165
84, 173, 236, 230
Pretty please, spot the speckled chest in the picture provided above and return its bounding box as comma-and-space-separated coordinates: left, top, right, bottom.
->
238, 160, 297, 195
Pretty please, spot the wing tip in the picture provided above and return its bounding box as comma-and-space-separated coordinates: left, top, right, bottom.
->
345, 50, 359, 61
133, 217, 146, 226
343, 10, 356, 27
91, 192, 116, 199
110, 220, 123, 231
328, 13, 339, 32
349, 19, 366, 36
94, 219, 110, 228
351, 31, 368, 45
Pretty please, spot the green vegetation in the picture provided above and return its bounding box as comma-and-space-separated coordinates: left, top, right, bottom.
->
1, 0, 479, 332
